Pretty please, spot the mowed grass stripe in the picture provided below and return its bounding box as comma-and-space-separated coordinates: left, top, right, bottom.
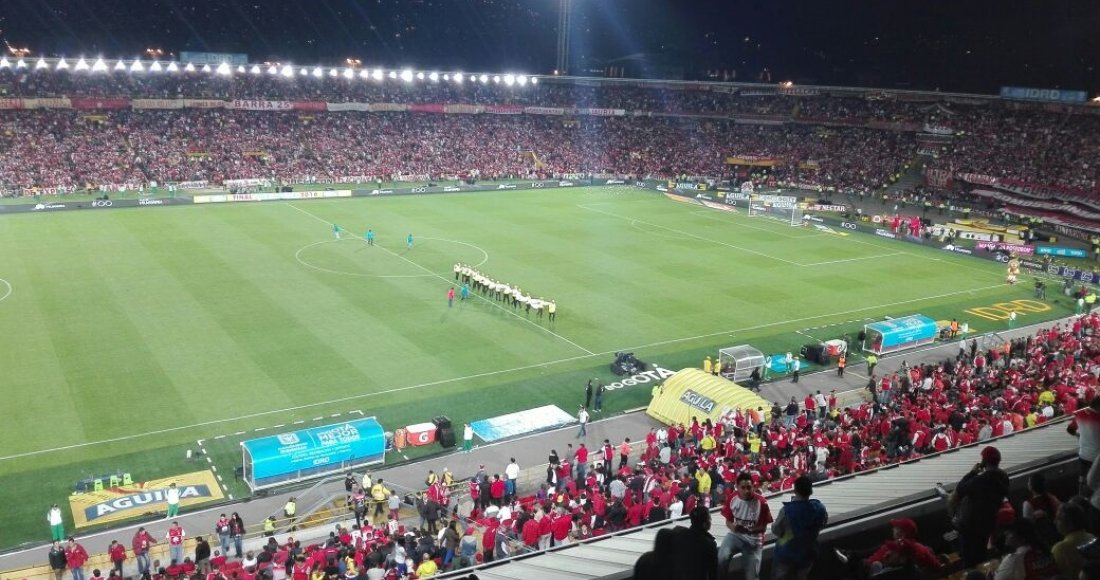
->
0, 215, 99, 451
22, 214, 195, 445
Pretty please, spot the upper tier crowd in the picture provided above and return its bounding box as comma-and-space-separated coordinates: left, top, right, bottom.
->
0, 69, 1096, 201
0, 110, 915, 195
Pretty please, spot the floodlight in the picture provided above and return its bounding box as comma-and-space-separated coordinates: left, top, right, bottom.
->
56, 58, 70, 70
299, 67, 308, 76
504, 74, 515, 86
92, 58, 108, 72
312, 66, 323, 78
493, 75, 500, 84
185, 62, 197, 72
250, 64, 261, 74
400, 69, 413, 82
74, 58, 89, 71
0, 58, 9, 69
388, 70, 397, 79
429, 72, 439, 82
150, 61, 164, 72
113, 60, 127, 71
358, 69, 370, 78
372, 68, 383, 80
453, 73, 464, 83
517, 75, 527, 86
201, 64, 212, 73
479, 74, 488, 84
216, 62, 231, 75
443, 74, 450, 81
36, 58, 49, 70
237, 65, 246, 73
343, 68, 354, 79
328, 68, 338, 77
416, 71, 425, 80
166, 62, 179, 72
16, 59, 27, 69
267, 64, 277, 74
132, 60, 146, 72
281, 65, 294, 77
531, 77, 538, 84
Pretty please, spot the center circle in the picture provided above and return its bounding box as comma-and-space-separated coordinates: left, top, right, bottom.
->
295, 237, 489, 279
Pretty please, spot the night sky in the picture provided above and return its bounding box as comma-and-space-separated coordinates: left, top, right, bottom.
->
2, 0, 1098, 94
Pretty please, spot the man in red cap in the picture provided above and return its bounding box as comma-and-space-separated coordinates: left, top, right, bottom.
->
951, 445, 1009, 566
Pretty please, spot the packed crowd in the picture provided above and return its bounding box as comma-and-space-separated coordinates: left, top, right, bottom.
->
925, 106, 1100, 197
0, 109, 916, 195
2, 69, 1098, 205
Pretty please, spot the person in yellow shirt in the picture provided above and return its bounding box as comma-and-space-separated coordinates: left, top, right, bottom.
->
747, 431, 762, 462
442, 468, 454, 488
370, 479, 390, 522
699, 433, 717, 455
415, 553, 439, 578
695, 469, 713, 496
1038, 389, 1056, 407
703, 356, 713, 374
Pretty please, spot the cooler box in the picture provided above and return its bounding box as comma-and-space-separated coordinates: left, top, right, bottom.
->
404, 422, 438, 447
824, 339, 848, 357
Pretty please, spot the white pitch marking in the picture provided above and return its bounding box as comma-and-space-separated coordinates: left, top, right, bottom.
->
578, 203, 804, 266
799, 252, 905, 267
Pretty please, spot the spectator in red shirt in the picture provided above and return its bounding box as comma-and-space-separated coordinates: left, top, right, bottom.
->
65, 537, 90, 580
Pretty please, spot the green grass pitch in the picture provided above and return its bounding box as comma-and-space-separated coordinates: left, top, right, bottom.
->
0, 185, 1071, 547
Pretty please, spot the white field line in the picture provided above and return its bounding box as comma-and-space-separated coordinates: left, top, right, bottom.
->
799, 252, 906, 267
287, 203, 595, 355
0, 281, 1010, 462
577, 203, 805, 266
689, 209, 824, 239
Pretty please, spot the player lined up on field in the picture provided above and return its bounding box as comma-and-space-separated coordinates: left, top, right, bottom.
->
453, 263, 557, 321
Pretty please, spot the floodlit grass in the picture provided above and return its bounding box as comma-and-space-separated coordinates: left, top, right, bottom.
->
0, 186, 1071, 547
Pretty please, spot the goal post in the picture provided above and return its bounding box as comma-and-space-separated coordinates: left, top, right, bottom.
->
747, 194, 804, 226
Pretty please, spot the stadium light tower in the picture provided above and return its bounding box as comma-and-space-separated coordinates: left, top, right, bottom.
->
556, 0, 572, 75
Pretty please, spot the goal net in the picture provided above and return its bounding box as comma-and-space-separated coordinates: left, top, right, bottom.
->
747, 195, 804, 226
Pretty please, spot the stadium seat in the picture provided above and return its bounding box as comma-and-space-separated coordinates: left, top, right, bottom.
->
109, 475, 121, 488
93, 478, 104, 492
122, 473, 133, 486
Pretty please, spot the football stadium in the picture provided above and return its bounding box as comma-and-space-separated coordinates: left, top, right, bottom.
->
2, 2, 1100, 579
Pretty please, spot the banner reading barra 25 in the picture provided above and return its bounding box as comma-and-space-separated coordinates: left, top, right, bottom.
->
68, 470, 224, 528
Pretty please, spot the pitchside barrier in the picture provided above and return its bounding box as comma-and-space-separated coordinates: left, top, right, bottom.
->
0, 177, 637, 214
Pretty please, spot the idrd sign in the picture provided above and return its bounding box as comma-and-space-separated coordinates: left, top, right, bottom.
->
964, 299, 1050, 321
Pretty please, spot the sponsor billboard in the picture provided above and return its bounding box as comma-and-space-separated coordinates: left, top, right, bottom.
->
1000, 86, 1088, 104
976, 241, 1035, 255
193, 190, 352, 203
68, 470, 223, 528
1036, 246, 1088, 258
180, 51, 249, 66
679, 389, 717, 413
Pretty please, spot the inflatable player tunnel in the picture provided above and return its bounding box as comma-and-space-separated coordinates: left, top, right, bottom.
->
646, 368, 770, 427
